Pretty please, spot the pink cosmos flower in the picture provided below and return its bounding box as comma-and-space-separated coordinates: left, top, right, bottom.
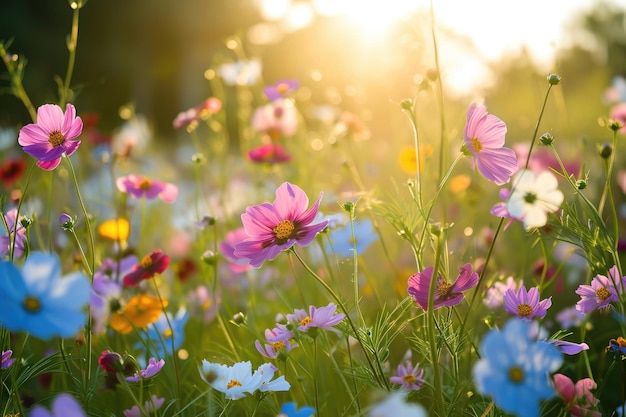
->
575, 265, 625, 314
248, 143, 291, 164
286, 303, 346, 335
123, 249, 170, 287
219, 227, 253, 273
263, 80, 299, 101
234, 182, 328, 267
264, 323, 295, 342
255, 338, 298, 359
407, 263, 479, 310
251, 98, 298, 139
18, 103, 83, 170
483, 276, 518, 308
173, 97, 222, 129
503, 285, 552, 321
116, 174, 178, 203
389, 360, 425, 391
553, 374, 601, 417
126, 357, 165, 382
463, 103, 518, 185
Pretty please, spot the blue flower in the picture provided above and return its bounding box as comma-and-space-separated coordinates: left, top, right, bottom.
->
135, 308, 189, 359
326, 218, 377, 258
0, 252, 90, 340
472, 319, 563, 417
30, 393, 86, 417
278, 402, 315, 417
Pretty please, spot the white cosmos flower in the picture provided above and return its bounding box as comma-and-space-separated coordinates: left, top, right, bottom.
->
506, 169, 564, 230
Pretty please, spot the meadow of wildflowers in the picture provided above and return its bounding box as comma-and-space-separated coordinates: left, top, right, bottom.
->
2, 1, 626, 417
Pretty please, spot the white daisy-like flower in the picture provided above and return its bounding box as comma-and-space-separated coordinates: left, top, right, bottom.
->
506, 169, 564, 230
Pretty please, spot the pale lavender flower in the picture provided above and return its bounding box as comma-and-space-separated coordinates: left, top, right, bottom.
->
483, 276, 518, 308
126, 357, 165, 382
556, 306, 586, 329
30, 393, 86, 417
123, 395, 165, 417
1, 350, 15, 368
576, 265, 625, 314
503, 285, 552, 321
255, 337, 297, 359
0, 208, 27, 259
389, 360, 425, 391
286, 303, 346, 335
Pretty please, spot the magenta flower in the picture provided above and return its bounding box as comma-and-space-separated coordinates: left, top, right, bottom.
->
389, 360, 425, 391
1, 350, 15, 368
219, 227, 253, 273
463, 103, 518, 185
116, 174, 178, 203
0, 208, 28, 259
575, 265, 625, 314
123, 249, 170, 287
248, 143, 291, 164
18, 103, 83, 170
408, 263, 479, 310
503, 285, 552, 321
126, 357, 165, 382
264, 80, 299, 101
286, 303, 346, 335
234, 182, 328, 267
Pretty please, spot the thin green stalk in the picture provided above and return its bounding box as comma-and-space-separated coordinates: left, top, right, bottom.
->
313, 338, 320, 417
427, 233, 445, 417
0, 43, 37, 122
403, 100, 423, 208
59, 2, 81, 107
429, 0, 447, 184
523, 83, 555, 171
348, 209, 365, 326
290, 249, 388, 390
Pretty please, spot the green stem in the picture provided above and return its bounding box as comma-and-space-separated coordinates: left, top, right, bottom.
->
59, 3, 81, 107
290, 249, 388, 390
427, 233, 445, 417
523, 84, 554, 171
313, 338, 320, 417
0, 43, 37, 122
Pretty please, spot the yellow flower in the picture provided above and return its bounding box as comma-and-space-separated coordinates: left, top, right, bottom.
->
110, 295, 167, 334
398, 145, 433, 174
450, 174, 471, 193
98, 218, 130, 244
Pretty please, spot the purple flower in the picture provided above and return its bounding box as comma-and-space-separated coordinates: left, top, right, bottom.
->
463, 103, 518, 185
219, 227, 253, 273
251, 98, 298, 139
286, 303, 346, 336
483, 276, 518, 308
575, 265, 625, 314
555, 306, 585, 329
255, 338, 298, 359
263, 80, 299, 101
551, 340, 589, 355
29, 393, 86, 417
123, 395, 165, 417
264, 323, 295, 342
503, 285, 552, 321
1, 350, 15, 368
116, 174, 178, 203
0, 208, 27, 259
18, 103, 83, 170
126, 357, 165, 382
408, 263, 479, 310
234, 182, 328, 267
389, 360, 425, 391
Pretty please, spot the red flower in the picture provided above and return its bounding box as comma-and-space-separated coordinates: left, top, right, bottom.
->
0, 158, 26, 188
123, 249, 170, 287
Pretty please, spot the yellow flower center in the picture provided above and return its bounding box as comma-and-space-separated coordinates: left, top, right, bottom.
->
23, 296, 41, 312
300, 316, 312, 327
276, 83, 289, 94
271, 341, 285, 351
508, 366, 524, 383
517, 303, 533, 317
273, 219, 295, 243
596, 287, 611, 301
437, 281, 453, 298
141, 254, 153, 269
471, 137, 482, 153
138, 178, 152, 190
48, 130, 66, 147
163, 328, 173, 338
227, 379, 242, 389
402, 373, 416, 384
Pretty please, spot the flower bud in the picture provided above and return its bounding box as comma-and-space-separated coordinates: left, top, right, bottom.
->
232, 311, 246, 324
608, 119, 623, 132
98, 350, 124, 374
598, 143, 613, 159
19, 216, 33, 229
191, 153, 206, 165
547, 74, 561, 85
201, 250, 217, 265
400, 99, 414, 112
539, 133, 554, 146
426, 69, 439, 82
341, 201, 355, 215
576, 179, 587, 190
59, 213, 75, 230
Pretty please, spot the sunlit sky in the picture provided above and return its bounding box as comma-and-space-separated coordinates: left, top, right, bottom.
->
255, 0, 620, 95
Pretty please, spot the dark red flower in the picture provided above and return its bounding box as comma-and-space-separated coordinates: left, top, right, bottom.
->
248, 143, 291, 164
122, 249, 170, 287
0, 158, 26, 188
98, 350, 123, 374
